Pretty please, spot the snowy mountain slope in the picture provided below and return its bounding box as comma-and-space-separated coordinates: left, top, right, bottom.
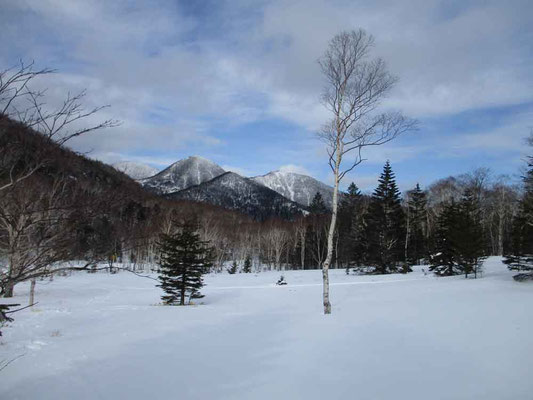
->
140, 156, 225, 194
168, 171, 305, 220
113, 161, 159, 180
138, 156, 332, 216
252, 170, 334, 208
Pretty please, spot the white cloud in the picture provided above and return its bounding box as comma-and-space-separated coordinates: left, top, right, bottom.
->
2, 0, 532, 171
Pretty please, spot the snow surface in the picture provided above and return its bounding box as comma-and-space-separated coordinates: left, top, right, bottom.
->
1, 257, 532, 400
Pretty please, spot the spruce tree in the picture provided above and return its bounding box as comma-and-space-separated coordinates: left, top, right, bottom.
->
365, 161, 406, 273
430, 191, 485, 278
430, 201, 461, 276
337, 183, 367, 268
406, 183, 428, 265
157, 222, 213, 305
243, 256, 252, 273
309, 192, 328, 214
307, 191, 329, 268
455, 189, 486, 278
504, 159, 533, 277
228, 261, 238, 274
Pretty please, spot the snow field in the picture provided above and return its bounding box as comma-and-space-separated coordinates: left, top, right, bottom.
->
1, 257, 532, 400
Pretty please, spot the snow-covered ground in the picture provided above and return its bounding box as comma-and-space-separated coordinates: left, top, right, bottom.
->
1, 257, 532, 400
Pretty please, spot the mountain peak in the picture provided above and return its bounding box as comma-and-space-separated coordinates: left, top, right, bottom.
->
252, 170, 333, 208
168, 170, 304, 220
113, 161, 159, 180
141, 156, 225, 194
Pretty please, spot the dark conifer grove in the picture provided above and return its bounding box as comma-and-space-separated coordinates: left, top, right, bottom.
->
504, 140, 533, 280
406, 184, 428, 265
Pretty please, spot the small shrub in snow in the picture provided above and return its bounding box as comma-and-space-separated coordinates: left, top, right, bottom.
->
227, 261, 238, 274
513, 273, 533, 282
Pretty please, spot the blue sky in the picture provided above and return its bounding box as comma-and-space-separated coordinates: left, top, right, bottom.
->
2, 0, 532, 192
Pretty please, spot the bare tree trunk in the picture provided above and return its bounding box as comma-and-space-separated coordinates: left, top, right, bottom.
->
323, 154, 341, 315
405, 199, 410, 262
335, 234, 339, 269
300, 229, 306, 270
29, 278, 36, 306
3, 281, 15, 298
497, 215, 504, 256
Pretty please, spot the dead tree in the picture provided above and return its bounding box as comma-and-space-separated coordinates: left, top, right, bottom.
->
318, 30, 416, 314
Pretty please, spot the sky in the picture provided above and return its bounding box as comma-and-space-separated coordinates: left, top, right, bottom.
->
2, 0, 532, 192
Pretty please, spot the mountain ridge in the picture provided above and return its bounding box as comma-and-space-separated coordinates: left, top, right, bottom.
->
251, 170, 334, 208
113, 161, 159, 180
140, 156, 225, 194
167, 171, 305, 220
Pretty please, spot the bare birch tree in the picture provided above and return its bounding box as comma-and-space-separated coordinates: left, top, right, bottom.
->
318, 30, 416, 314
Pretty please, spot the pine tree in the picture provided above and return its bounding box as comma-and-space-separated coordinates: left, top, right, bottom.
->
337, 183, 367, 268
307, 192, 329, 268
430, 191, 486, 278
430, 201, 461, 276
243, 256, 252, 273
157, 222, 213, 305
455, 189, 486, 278
365, 161, 406, 273
228, 261, 238, 274
504, 160, 533, 277
309, 192, 328, 215
406, 183, 428, 265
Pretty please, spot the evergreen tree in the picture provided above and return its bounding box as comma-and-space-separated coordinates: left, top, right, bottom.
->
337, 183, 367, 268
365, 161, 406, 273
430, 201, 461, 276
455, 189, 486, 278
306, 192, 329, 268
430, 190, 486, 278
157, 222, 213, 305
228, 261, 238, 274
406, 183, 428, 265
243, 256, 252, 273
504, 160, 533, 277
309, 192, 328, 215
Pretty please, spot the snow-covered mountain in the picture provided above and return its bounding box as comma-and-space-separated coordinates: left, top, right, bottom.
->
137, 156, 331, 218
140, 156, 225, 194
168, 172, 304, 220
252, 170, 334, 208
113, 161, 159, 180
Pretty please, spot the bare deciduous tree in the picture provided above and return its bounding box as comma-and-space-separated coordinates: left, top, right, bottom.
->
318, 30, 416, 314
0, 60, 119, 298
0, 60, 118, 193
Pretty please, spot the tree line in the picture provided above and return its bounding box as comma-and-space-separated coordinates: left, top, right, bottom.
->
285, 160, 522, 278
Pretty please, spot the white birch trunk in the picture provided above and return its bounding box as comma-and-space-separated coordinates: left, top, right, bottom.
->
322, 146, 342, 314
